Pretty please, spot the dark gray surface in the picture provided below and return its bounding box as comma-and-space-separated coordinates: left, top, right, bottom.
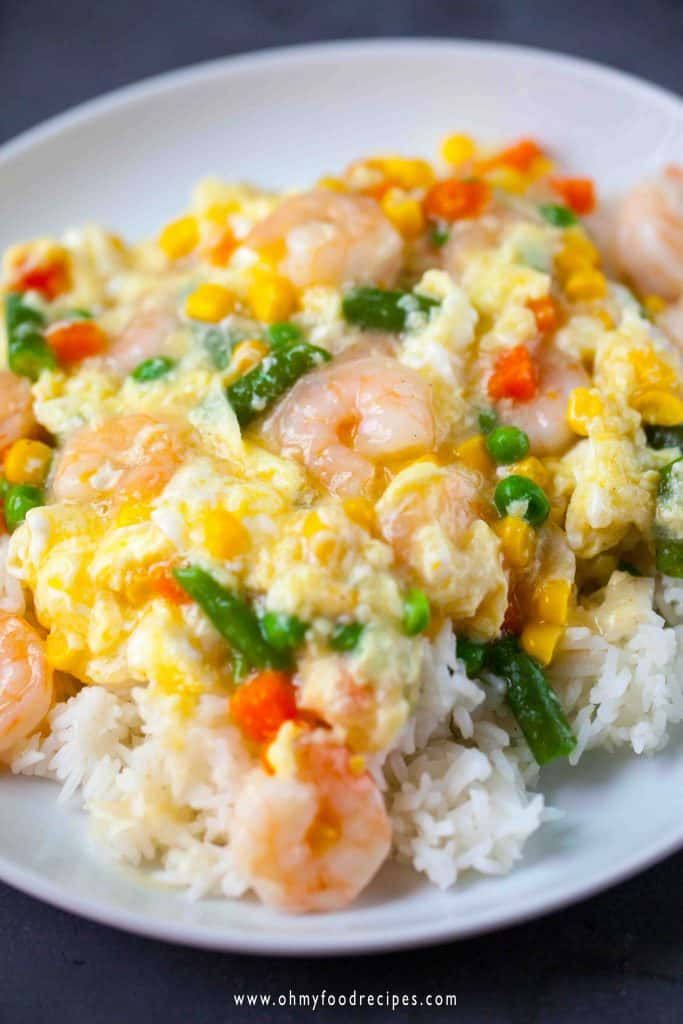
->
1, 1, 682, 1021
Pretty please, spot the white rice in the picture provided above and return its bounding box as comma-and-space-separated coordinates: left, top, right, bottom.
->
9, 576, 683, 899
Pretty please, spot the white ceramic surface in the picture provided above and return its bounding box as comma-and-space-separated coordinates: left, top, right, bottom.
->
1, 40, 682, 955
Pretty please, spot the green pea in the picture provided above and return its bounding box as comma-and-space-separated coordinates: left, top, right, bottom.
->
429, 224, 450, 248
477, 408, 498, 435
403, 589, 431, 636
329, 622, 364, 652
260, 611, 308, 651
539, 203, 578, 227
4, 484, 44, 531
267, 322, 302, 347
131, 356, 176, 382
456, 636, 487, 678
656, 538, 683, 577
494, 474, 550, 527
485, 425, 530, 465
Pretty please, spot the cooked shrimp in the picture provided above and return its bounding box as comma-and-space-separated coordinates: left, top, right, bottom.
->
616, 166, 683, 301
231, 731, 391, 912
659, 296, 683, 350
0, 614, 53, 756
263, 355, 435, 496
107, 300, 179, 374
0, 371, 36, 452
246, 190, 403, 289
442, 216, 506, 279
52, 413, 184, 503
495, 347, 589, 456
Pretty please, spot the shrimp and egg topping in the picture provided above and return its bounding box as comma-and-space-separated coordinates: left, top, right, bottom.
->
2, 135, 683, 911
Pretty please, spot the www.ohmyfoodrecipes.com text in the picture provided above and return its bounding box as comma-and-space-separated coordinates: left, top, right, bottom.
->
233, 990, 457, 1011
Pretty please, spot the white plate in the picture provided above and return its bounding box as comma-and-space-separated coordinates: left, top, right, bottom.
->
1, 39, 683, 955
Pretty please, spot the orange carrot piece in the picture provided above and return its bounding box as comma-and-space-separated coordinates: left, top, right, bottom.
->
46, 321, 107, 363
527, 296, 559, 335
488, 345, 539, 401
551, 177, 596, 215
230, 670, 297, 743
423, 178, 490, 222
9, 256, 71, 300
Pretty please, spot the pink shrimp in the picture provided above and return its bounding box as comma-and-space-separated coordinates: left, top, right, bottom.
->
0, 614, 53, 756
107, 300, 179, 374
0, 371, 36, 452
262, 355, 435, 496
52, 413, 184, 503
616, 165, 683, 301
231, 731, 391, 913
495, 347, 589, 456
246, 190, 403, 289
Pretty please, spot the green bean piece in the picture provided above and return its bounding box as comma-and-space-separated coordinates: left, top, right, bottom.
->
4, 293, 56, 380
173, 565, 289, 669
487, 638, 576, 765
259, 611, 308, 652
644, 424, 683, 451
456, 636, 487, 678
485, 425, 530, 465
329, 622, 364, 652
655, 457, 683, 577
65, 308, 94, 320
267, 322, 302, 347
538, 203, 578, 227
4, 484, 44, 531
341, 286, 439, 332
494, 474, 550, 527
227, 337, 331, 427
403, 589, 431, 636
477, 408, 498, 435
131, 355, 176, 382
429, 224, 451, 248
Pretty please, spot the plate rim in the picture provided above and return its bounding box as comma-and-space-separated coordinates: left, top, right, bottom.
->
1, 36, 683, 955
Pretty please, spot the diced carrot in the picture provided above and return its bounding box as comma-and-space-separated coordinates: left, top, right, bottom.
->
230, 670, 297, 743
423, 178, 491, 222
551, 177, 596, 215
482, 138, 543, 173
206, 228, 237, 267
488, 345, 539, 401
9, 255, 71, 300
45, 320, 107, 363
527, 296, 559, 335
150, 566, 192, 605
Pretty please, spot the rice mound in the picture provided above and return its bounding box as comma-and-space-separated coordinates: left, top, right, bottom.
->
9, 573, 683, 899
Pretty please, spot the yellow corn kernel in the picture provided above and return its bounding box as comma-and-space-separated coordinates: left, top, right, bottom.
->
343, 496, 375, 533
158, 216, 199, 260
563, 228, 600, 265
494, 516, 536, 569
629, 348, 677, 390
186, 283, 235, 323
531, 579, 572, 626
528, 155, 555, 181
440, 133, 476, 167
564, 269, 607, 302
302, 510, 326, 539
116, 501, 150, 527
248, 269, 296, 323
454, 435, 493, 476
373, 156, 435, 190
520, 623, 564, 666
231, 339, 269, 377
204, 201, 239, 224
484, 165, 529, 194
631, 388, 683, 426
595, 309, 615, 330
509, 456, 548, 488
204, 510, 250, 561
317, 176, 347, 192
642, 293, 667, 317
348, 754, 367, 776
3, 439, 52, 485
380, 191, 425, 239
566, 387, 604, 436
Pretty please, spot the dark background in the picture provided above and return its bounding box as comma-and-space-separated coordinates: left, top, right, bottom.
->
1, 0, 682, 1021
